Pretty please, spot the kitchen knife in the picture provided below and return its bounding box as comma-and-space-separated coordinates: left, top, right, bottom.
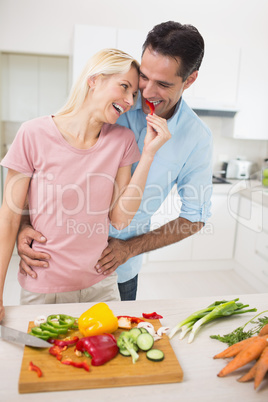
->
0, 325, 51, 348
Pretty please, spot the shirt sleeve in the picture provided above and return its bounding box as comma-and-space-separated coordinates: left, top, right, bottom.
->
0, 123, 34, 177
177, 131, 213, 224
119, 127, 140, 168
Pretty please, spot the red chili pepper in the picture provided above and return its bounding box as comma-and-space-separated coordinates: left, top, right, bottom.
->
49, 345, 67, 361
29, 361, 42, 377
142, 312, 163, 319
48, 336, 79, 347
61, 358, 90, 372
145, 100, 155, 115
117, 315, 144, 324
75, 333, 118, 366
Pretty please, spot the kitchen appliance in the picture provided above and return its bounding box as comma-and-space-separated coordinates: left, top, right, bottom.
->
226, 159, 257, 179
0, 325, 51, 348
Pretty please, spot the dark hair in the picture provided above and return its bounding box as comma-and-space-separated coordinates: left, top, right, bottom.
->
142, 21, 204, 81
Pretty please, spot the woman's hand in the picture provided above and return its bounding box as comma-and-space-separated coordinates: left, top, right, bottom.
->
143, 114, 171, 157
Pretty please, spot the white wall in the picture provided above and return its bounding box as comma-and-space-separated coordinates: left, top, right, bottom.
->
1, 0, 268, 55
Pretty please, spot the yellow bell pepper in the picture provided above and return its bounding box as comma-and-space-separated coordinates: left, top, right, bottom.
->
78, 302, 118, 337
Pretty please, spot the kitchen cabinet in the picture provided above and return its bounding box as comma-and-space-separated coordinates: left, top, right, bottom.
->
1, 53, 69, 122
224, 46, 268, 140
184, 41, 240, 111
71, 25, 147, 85
147, 186, 238, 263
72, 25, 240, 112
234, 195, 268, 291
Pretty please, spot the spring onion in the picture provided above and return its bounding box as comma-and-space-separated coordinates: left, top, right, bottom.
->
168, 299, 257, 343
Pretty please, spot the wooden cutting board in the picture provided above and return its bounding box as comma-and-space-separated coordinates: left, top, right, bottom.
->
18, 319, 183, 393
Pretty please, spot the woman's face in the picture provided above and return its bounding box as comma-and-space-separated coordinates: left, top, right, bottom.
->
90, 66, 139, 124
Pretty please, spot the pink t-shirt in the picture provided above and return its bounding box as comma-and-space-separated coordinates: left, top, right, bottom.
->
1, 115, 140, 293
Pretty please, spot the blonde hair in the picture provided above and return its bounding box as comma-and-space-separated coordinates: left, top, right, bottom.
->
56, 48, 140, 116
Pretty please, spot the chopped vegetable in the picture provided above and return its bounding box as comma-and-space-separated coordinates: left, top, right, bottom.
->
47, 314, 76, 329
48, 336, 79, 347
157, 327, 169, 337
29, 361, 42, 377
128, 327, 142, 342
61, 358, 90, 372
145, 100, 155, 114
34, 315, 47, 327
117, 331, 140, 364
117, 316, 132, 329
136, 333, 154, 351
117, 315, 144, 324
142, 312, 163, 319
75, 334, 118, 366
30, 326, 58, 340
78, 303, 118, 337
49, 345, 67, 361
210, 310, 268, 346
146, 349, 165, 362
168, 299, 257, 343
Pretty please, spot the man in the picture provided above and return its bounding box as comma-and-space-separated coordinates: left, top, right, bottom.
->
17, 21, 213, 301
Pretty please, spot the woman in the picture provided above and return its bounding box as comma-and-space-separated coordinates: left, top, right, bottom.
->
0, 48, 170, 321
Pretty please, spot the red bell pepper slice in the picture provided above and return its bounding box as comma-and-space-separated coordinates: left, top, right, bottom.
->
142, 312, 163, 319
29, 361, 42, 377
117, 315, 144, 324
145, 100, 155, 115
48, 336, 79, 347
75, 334, 118, 366
61, 358, 90, 372
49, 345, 67, 361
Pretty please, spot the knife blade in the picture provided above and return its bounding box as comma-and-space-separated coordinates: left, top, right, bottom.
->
0, 325, 51, 348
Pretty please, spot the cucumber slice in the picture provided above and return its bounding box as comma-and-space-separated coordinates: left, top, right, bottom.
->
136, 333, 154, 351
129, 327, 142, 342
146, 349, 165, 362
139, 327, 149, 334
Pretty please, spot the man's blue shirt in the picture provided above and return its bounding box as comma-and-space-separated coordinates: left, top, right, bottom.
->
109, 93, 213, 283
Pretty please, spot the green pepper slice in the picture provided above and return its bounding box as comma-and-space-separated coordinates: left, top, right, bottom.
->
47, 314, 76, 329
40, 322, 68, 335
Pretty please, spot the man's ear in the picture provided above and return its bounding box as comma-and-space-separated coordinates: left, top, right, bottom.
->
183, 71, 198, 90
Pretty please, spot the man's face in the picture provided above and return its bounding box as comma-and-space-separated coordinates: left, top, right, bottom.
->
139, 48, 197, 120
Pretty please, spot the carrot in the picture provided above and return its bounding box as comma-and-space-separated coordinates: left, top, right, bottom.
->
213, 337, 257, 359
259, 323, 268, 336
217, 337, 268, 377
237, 361, 258, 382
254, 346, 268, 389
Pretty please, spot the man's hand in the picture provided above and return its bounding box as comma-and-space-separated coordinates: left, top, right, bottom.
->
17, 225, 50, 278
95, 238, 131, 276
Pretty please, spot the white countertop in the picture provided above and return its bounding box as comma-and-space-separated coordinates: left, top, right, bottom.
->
1, 294, 267, 401
213, 179, 268, 207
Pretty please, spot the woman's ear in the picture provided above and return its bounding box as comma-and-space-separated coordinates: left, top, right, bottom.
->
87, 75, 98, 89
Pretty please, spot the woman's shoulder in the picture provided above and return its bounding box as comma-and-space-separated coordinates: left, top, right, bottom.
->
20, 115, 52, 131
